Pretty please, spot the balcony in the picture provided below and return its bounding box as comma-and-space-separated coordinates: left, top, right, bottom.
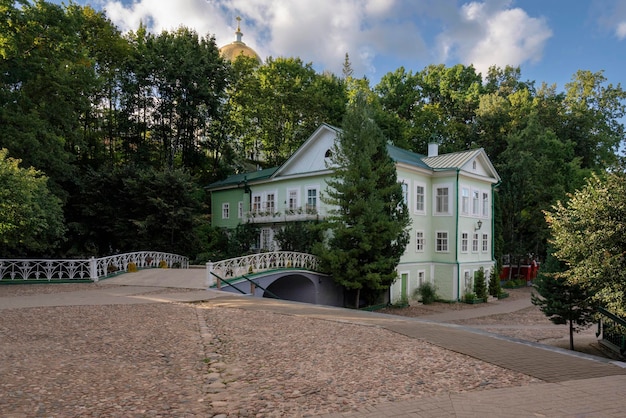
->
246, 206, 323, 224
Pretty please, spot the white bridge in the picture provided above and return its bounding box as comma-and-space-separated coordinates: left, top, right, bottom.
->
0, 251, 189, 282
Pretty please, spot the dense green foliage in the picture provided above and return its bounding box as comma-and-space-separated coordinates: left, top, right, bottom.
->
0, 149, 65, 256
545, 168, 626, 317
1, 1, 625, 263
315, 95, 411, 307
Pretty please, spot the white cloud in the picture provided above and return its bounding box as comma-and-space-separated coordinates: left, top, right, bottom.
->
437, 1, 552, 77
617, 21, 626, 39
98, 0, 551, 81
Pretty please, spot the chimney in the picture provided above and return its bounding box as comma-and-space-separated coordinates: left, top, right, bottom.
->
428, 142, 439, 157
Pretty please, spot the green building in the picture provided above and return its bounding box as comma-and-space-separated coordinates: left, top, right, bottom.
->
206, 124, 501, 302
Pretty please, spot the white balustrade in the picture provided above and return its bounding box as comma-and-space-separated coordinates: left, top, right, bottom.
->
0, 251, 189, 282
206, 251, 319, 288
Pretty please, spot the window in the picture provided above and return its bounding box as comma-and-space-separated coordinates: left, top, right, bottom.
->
401, 182, 409, 206
306, 187, 318, 211
435, 186, 449, 214
436, 231, 448, 252
266, 193, 275, 213
461, 187, 470, 214
252, 195, 262, 213
482, 233, 488, 252
222, 203, 229, 219
472, 190, 480, 215
464, 270, 472, 289
238, 201, 243, 219
415, 184, 425, 213
288, 189, 299, 211
260, 228, 273, 251
482, 192, 489, 217
418, 270, 426, 287
415, 231, 424, 252
472, 233, 479, 252
461, 232, 468, 253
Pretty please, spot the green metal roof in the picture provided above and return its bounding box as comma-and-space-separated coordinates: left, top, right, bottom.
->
386, 144, 430, 169
205, 166, 279, 190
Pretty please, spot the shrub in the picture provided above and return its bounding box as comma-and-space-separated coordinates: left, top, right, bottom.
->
128, 262, 138, 272
415, 282, 438, 305
473, 267, 488, 301
463, 292, 476, 302
158, 260, 167, 269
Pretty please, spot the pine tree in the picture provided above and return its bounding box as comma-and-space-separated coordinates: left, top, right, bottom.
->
473, 267, 488, 302
315, 94, 411, 308
531, 269, 596, 351
488, 265, 502, 297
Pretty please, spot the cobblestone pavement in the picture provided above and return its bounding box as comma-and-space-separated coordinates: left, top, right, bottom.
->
1, 282, 625, 417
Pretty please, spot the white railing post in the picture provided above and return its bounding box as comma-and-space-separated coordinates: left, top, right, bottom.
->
90, 257, 98, 281
206, 261, 215, 288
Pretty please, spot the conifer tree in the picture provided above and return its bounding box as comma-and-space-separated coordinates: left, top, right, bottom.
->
473, 267, 488, 302
315, 94, 411, 308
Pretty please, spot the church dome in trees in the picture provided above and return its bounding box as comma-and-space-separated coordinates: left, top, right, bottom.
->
219, 17, 262, 63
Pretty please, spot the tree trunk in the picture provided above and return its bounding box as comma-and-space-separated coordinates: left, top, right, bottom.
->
355, 288, 360, 309
569, 317, 574, 350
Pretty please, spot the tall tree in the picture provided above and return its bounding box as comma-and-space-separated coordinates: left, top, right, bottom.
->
0, 149, 65, 256
315, 94, 411, 308
545, 167, 626, 317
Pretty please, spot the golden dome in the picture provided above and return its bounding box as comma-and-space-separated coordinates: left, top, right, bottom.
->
219, 17, 262, 63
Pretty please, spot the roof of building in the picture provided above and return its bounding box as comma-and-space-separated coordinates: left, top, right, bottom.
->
206, 166, 278, 190
422, 148, 483, 170
219, 17, 262, 63
386, 144, 430, 170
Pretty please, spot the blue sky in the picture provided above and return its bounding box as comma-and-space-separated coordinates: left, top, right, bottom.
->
52, 0, 626, 91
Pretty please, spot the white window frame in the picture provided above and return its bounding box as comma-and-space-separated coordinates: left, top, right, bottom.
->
461, 232, 469, 253
461, 187, 470, 215
287, 188, 299, 212
222, 202, 230, 219
305, 186, 319, 212
434, 184, 451, 215
472, 232, 479, 253
238, 201, 243, 219
482, 233, 489, 253
260, 227, 273, 251
399, 179, 409, 207
482, 191, 489, 217
417, 270, 426, 287
472, 189, 480, 215
415, 230, 424, 252
436, 231, 448, 252
252, 193, 262, 214
414, 182, 426, 214
265, 191, 276, 214
464, 269, 472, 290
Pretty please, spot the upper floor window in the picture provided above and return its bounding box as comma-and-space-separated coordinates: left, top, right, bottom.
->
222, 203, 230, 219
482, 233, 489, 252
482, 192, 489, 217
435, 186, 450, 214
401, 182, 409, 206
472, 233, 479, 252
472, 190, 480, 215
288, 189, 299, 211
436, 231, 448, 252
306, 187, 318, 211
252, 195, 262, 213
415, 184, 425, 213
237, 201, 243, 219
461, 232, 469, 253
266, 193, 275, 213
461, 187, 470, 214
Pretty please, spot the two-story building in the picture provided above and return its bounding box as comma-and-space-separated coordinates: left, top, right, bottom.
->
206, 123, 501, 302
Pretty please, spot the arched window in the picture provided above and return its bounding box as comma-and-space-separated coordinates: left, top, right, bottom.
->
324, 149, 332, 158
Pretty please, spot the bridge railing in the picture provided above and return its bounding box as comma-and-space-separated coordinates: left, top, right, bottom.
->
206, 251, 319, 288
0, 251, 189, 282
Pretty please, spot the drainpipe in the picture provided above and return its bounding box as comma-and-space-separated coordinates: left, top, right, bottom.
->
455, 168, 460, 301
